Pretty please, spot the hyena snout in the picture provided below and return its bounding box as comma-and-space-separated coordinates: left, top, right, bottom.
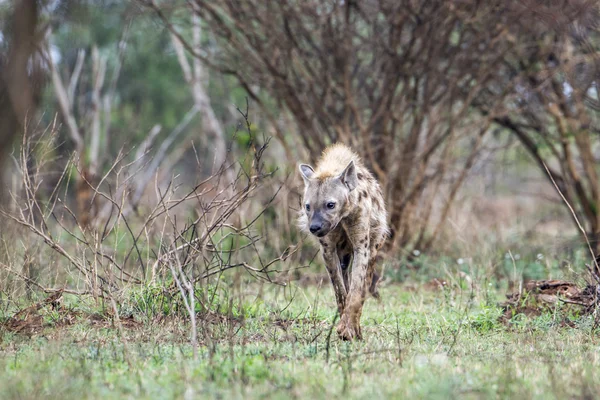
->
308, 213, 333, 237
309, 223, 322, 234
309, 221, 331, 237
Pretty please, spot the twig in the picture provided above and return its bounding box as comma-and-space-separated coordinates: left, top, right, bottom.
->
543, 162, 600, 272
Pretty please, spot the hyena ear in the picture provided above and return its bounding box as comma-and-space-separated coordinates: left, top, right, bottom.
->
299, 164, 315, 183
339, 160, 358, 191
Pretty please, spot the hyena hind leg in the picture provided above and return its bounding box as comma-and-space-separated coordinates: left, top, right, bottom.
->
339, 252, 379, 299
369, 266, 381, 299
339, 253, 352, 291
338, 244, 381, 299
367, 245, 384, 299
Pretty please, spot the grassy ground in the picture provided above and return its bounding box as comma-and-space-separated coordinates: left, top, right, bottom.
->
2, 276, 600, 400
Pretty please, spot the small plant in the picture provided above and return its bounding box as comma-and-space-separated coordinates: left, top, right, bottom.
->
121, 285, 180, 320
469, 304, 503, 333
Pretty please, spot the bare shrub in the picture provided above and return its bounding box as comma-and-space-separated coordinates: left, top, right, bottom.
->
0, 112, 292, 319
477, 1, 600, 256
146, 0, 521, 252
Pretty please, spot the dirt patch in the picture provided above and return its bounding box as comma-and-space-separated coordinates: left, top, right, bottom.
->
1, 291, 254, 338
500, 279, 597, 325
88, 312, 142, 329
2, 291, 66, 335
1, 291, 144, 335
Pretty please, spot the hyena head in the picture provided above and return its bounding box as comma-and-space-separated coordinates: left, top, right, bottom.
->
298, 160, 358, 237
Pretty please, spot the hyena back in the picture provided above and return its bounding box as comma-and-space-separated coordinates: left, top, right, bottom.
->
299, 143, 388, 340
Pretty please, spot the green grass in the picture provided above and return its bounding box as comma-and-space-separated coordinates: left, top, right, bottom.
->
1, 282, 599, 399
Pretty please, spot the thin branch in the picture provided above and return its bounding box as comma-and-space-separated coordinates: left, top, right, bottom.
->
543, 162, 600, 272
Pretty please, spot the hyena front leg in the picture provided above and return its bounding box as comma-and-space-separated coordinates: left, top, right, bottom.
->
337, 218, 370, 340
320, 237, 348, 316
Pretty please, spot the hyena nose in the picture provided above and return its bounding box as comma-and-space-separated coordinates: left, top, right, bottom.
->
309, 223, 322, 234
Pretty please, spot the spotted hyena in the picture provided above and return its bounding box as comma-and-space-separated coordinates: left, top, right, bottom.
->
299, 143, 388, 340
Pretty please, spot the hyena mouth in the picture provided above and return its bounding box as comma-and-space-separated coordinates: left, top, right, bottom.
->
315, 221, 339, 237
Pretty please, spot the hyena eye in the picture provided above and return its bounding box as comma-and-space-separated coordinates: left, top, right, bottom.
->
305, 204, 310, 212
326, 202, 336, 210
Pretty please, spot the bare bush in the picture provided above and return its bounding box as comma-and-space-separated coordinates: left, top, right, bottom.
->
144, 0, 524, 252
476, 1, 600, 255
0, 112, 292, 313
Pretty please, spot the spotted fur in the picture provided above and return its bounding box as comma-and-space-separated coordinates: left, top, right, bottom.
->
298, 143, 389, 340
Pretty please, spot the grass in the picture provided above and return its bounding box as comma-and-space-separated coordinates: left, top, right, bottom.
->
2, 276, 600, 400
